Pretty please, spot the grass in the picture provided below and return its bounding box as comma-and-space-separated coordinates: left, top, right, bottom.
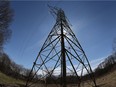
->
0, 71, 25, 86
37, 69, 116, 87
96, 69, 116, 87
0, 69, 116, 87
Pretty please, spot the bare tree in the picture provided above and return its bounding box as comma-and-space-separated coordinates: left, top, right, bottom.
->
0, 1, 13, 52
0, 53, 11, 74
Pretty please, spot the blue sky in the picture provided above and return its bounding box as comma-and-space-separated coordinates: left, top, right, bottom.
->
4, 1, 116, 69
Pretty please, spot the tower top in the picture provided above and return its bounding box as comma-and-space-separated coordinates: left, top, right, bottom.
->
48, 5, 70, 26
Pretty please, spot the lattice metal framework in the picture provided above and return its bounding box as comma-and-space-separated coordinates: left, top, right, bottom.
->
25, 6, 97, 87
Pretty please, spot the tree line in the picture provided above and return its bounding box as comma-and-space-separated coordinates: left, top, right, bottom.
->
94, 52, 116, 77
0, 53, 31, 80
0, 1, 31, 80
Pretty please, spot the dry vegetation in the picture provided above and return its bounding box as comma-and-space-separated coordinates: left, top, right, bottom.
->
0, 71, 25, 87
0, 68, 115, 87
96, 69, 116, 87
28, 69, 116, 87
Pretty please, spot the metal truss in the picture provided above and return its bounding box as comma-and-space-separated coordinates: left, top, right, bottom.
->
25, 6, 97, 87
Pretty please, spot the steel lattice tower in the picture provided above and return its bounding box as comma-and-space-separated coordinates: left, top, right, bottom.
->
25, 6, 97, 87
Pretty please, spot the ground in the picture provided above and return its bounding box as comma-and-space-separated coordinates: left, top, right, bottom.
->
0, 71, 25, 87
96, 69, 116, 87
0, 69, 116, 87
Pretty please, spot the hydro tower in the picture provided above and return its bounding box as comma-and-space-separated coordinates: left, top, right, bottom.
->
25, 6, 97, 87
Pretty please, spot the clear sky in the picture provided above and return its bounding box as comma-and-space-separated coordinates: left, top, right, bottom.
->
4, 1, 116, 69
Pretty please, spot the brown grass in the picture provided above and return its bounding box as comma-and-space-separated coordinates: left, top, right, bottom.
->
39, 69, 116, 87
0, 69, 116, 87
95, 69, 116, 87
0, 71, 25, 86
